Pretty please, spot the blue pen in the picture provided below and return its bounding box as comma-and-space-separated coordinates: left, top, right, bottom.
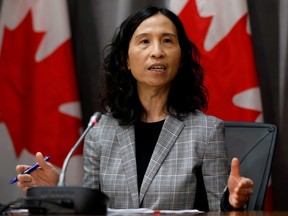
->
9, 156, 51, 184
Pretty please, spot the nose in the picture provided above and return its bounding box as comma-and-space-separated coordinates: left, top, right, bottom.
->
150, 43, 165, 58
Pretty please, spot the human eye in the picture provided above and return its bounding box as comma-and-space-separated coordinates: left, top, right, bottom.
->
163, 38, 172, 44
140, 39, 149, 44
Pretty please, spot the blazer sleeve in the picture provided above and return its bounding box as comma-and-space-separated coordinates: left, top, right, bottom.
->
202, 118, 229, 211
82, 126, 101, 189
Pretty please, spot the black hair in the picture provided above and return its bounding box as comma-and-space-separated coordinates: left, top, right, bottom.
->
100, 6, 208, 126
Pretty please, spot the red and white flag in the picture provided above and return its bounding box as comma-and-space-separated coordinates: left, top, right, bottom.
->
0, 0, 83, 203
167, 0, 271, 210
167, 0, 262, 122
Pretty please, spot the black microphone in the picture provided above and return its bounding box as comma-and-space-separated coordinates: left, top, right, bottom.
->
25, 112, 109, 215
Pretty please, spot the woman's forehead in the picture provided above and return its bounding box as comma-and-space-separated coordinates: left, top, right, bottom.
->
132, 14, 177, 37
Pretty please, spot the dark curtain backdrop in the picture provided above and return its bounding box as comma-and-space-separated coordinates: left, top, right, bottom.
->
247, 0, 287, 211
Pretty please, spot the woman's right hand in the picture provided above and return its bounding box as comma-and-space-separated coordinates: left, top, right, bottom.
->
16, 152, 59, 192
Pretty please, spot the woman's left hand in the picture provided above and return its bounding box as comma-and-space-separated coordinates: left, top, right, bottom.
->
227, 158, 254, 208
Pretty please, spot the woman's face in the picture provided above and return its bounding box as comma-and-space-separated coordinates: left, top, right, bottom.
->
127, 13, 182, 91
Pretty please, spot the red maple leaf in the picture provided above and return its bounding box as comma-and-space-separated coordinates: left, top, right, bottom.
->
0, 11, 82, 167
179, 1, 261, 121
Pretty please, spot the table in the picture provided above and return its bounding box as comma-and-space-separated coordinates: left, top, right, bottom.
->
202, 212, 288, 216
3, 211, 288, 216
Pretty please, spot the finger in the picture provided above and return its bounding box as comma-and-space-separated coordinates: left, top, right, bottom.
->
233, 180, 253, 198
17, 180, 33, 192
229, 191, 251, 208
35, 152, 50, 170
230, 157, 241, 178
16, 152, 46, 173
232, 198, 249, 208
16, 165, 31, 173
17, 173, 33, 183
237, 178, 254, 189
235, 186, 253, 197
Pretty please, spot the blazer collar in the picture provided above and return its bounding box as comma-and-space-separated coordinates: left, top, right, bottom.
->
116, 124, 139, 208
140, 115, 185, 203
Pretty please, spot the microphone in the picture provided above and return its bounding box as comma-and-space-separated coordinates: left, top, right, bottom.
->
25, 112, 109, 215
58, 112, 101, 187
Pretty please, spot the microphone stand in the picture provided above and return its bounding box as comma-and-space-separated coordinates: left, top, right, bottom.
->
58, 112, 101, 187
25, 112, 109, 215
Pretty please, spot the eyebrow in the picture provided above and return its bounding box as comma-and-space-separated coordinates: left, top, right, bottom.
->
134, 32, 178, 39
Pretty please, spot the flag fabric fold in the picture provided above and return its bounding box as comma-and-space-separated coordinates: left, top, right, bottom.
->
168, 0, 262, 122
0, 0, 82, 204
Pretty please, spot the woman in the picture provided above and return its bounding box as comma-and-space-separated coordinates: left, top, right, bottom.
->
16, 6, 253, 211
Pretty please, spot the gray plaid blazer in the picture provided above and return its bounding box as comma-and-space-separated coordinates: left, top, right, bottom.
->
83, 111, 229, 211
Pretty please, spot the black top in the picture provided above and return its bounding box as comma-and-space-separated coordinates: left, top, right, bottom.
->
134, 119, 165, 192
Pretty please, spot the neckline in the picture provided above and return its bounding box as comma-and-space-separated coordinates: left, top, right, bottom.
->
138, 119, 165, 124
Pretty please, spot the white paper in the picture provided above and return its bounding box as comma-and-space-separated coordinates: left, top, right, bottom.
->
108, 208, 203, 215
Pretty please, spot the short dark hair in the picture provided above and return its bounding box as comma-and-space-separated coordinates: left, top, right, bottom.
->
100, 6, 208, 126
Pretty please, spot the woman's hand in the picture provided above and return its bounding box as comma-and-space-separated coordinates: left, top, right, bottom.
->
228, 158, 254, 208
16, 152, 59, 192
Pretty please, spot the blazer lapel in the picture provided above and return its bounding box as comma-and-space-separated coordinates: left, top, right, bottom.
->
117, 125, 140, 208
139, 115, 185, 202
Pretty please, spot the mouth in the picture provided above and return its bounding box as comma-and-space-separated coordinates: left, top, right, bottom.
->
148, 65, 167, 71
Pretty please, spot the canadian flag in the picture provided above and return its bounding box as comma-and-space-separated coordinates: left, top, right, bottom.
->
0, 0, 83, 204
167, 0, 272, 210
